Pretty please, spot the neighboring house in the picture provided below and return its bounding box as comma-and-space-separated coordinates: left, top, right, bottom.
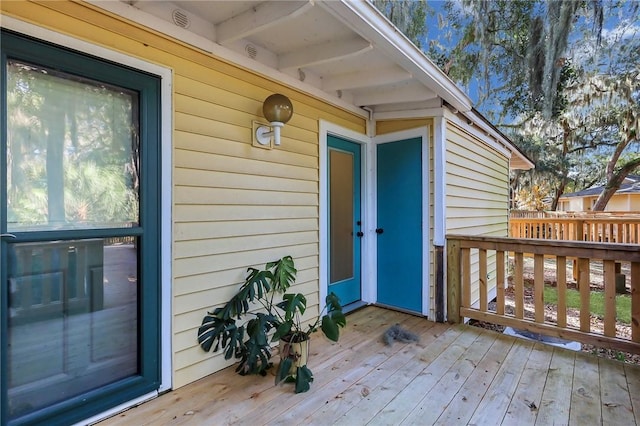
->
557, 175, 640, 212
0, 1, 533, 425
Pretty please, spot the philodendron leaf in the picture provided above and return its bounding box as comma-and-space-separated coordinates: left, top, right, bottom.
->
268, 256, 297, 293
321, 315, 340, 342
197, 315, 244, 360
272, 321, 292, 342
278, 293, 307, 321
294, 365, 314, 393
275, 357, 293, 385
320, 292, 346, 341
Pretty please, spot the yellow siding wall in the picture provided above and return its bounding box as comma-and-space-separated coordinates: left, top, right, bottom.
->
1, 1, 365, 388
445, 121, 509, 304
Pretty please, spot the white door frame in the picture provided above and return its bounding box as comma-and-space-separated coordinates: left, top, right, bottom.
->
373, 127, 431, 317
319, 121, 372, 310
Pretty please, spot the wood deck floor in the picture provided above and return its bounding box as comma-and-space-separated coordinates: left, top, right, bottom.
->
98, 306, 640, 425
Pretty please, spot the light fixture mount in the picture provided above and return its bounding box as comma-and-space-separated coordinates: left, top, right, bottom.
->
254, 94, 293, 146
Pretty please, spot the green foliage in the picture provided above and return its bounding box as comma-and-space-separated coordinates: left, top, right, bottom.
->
427, 0, 640, 210
543, 286, 631, 324
197, 256, 346, 393
371, 0, 432, 48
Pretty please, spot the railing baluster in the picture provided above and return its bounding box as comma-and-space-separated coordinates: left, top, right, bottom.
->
603, 260, 617, 337
496, 250, 505, 316
557, 256, 567, 328
578, 258, 591, 332
462, 247, 471, 310
515, 252, 524, 319
534, 254, 544, 323
479, 249, 487, 313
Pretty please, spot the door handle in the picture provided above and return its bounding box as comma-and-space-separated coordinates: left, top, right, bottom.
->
1, 233, 16, 239
356, 231, 364, 237
375, 228, 384, 234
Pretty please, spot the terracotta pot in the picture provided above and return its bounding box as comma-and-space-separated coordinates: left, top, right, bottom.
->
279, 337, 309, 376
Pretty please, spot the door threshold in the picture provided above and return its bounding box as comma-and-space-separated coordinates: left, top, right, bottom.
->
342, 300, 369, 315
373, 303, 427, 318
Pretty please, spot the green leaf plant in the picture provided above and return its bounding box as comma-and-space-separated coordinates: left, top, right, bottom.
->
197, 256, 346, 393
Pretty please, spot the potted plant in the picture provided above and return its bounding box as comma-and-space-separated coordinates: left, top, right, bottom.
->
197, 256, 346, 393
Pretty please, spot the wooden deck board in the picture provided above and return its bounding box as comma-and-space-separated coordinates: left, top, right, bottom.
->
535, 348, 576, 425
468, 337, 534, 425
625, 362, 640, 425
600, 357, 635, 425
400, 329, 498, 425
334, 326, 465, 425
502, 343, 553, 425
569, 354, 602, 425
97, 306, 640, 426
433, 333, 515, 425
370, 326, 484, 424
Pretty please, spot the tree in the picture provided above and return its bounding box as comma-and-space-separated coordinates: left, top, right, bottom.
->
371, 0, 431, 48
426, 0, 639, 211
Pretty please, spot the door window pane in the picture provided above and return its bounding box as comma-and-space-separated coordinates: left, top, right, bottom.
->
6, 60, 139, 231
7, 238, 138, 420
329, 149, 354, 282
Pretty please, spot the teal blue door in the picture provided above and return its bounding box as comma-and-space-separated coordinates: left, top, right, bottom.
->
327, 136, 361, 306
377, 137, 422, 313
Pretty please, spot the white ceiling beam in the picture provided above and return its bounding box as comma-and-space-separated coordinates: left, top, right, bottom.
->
278, 38, 372, 70
318, 0, 473, 113
322, 67, 412, 91
354, 84, 437, 106
216, 0, 314, 45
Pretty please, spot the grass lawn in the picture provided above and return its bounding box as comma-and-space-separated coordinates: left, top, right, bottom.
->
543, 286, 632, 324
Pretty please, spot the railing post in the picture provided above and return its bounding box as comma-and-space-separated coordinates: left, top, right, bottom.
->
446, 238, 461, 324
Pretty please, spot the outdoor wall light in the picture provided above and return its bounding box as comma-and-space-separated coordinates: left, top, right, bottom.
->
255, 93, 293, 146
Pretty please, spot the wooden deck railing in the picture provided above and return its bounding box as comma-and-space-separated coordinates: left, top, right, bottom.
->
446, 235, 640, 353
510, 217, 640, 243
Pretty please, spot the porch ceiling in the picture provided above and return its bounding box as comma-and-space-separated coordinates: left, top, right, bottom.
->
92, 0, 534, 169
104, 0, 472, 115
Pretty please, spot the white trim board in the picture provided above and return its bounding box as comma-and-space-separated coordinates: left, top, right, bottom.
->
1, 14, 174, 419
373, 127, 431, 317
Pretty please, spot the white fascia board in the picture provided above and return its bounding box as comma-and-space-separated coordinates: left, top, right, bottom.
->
443, 108, 512, 159
318, 0, 472, 114
465, 110, 535, 170
86, 1, 368, 119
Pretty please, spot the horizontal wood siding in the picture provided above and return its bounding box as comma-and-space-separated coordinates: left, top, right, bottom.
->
445, 121, 509, 305
2, 1, 366, 389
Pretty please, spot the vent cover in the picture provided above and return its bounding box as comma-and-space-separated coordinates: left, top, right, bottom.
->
172, 9, 190, 28
245, 44, 258, 59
